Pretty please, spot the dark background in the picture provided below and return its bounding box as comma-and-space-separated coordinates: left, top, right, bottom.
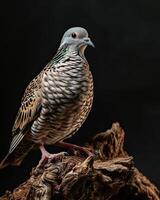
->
1, 0, 160, 195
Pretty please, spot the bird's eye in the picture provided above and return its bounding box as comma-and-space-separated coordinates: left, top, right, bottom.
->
71, 32, 77, 38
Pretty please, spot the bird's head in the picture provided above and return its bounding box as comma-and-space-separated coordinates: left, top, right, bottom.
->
59, 27, 94, 56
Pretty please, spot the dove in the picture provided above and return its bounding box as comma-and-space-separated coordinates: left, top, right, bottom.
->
0, 27, 94, 169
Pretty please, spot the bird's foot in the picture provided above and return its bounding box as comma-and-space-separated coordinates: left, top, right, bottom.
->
55, 141, 94, 157
37, 145, 67, 168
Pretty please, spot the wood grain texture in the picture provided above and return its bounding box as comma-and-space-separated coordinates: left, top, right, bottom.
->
0, 123, 159, 200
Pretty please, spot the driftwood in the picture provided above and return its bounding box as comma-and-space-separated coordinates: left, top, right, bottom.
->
0, 123, 159, 200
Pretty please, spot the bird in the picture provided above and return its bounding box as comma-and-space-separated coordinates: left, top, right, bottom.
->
0, 27, 94, 169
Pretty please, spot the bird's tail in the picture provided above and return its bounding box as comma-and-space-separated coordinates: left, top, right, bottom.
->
0, 139, 35, 169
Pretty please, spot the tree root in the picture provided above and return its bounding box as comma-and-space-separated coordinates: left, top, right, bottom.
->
0, 123, 159, 200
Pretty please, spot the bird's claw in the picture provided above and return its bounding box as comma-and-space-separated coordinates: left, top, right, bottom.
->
48, 151, 68, 162
37, 151, 68, 168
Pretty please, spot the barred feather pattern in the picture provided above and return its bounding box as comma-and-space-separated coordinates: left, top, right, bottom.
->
0, 27, 94, 169
29, 47, 93, 145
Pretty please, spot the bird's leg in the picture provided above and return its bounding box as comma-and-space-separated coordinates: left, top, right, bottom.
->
38, 145, 50, 166
38, 145, 67, 167
55, 141, 94, 157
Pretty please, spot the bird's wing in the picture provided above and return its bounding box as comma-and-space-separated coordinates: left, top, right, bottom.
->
9, 75, 42, 154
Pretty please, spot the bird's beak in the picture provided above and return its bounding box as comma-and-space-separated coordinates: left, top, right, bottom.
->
83, 37, 95, 48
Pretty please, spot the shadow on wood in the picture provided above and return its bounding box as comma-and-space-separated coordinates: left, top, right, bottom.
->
0, 123, 159, 200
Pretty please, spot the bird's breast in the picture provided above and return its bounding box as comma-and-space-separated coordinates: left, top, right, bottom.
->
30, 63, 93, 144
42, 65, 92, 107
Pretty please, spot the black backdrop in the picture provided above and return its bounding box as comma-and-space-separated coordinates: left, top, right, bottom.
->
1, 0, 160, 195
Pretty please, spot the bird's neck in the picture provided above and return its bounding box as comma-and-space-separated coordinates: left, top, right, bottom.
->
68, 45, 87, 60
51, 44, 68, 64
52, 44, 87, 63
